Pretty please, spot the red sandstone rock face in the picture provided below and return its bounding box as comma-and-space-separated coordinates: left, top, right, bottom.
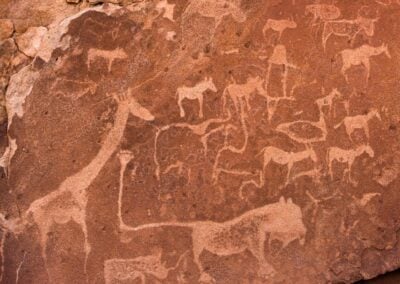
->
1, 1, 400, 283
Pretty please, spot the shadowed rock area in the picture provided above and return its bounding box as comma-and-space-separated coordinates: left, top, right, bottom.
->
1, 0, 400, 283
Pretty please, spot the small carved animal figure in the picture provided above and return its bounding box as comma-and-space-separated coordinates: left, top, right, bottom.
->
258, 146, 318, 186
327, 144, 374, 185
276, 111, 328, 144
222, 76, 265, 112
87, 48, 128, 72
305, 4, 341, 24
176, 77, 217, 118
334, 109, 381, 142
263, 18, 297, 40
183, 0, 247, 28
340, 44, 390, 82
315, 88, 343, 117
130, 197, 307, 282
322, 16, 379, 50
153, 113, 234, 179
104, 250, 188, 284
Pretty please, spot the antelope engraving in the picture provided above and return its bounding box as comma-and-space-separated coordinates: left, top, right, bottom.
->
322, 15, 379, 50
305, 4, 341, 24
104, 250, 188, 284
222, 76, 265, 113
258, 146, 318, 186
315, 88, 343, 117
183, 0, 247, 29
263, 18, 297, 41
327, 145, 374, 185
176, 77, 217, 118
334, 109, 381, 142
129, 197, 307, 282
340, 44, 390, 82
87, 48, 128, 72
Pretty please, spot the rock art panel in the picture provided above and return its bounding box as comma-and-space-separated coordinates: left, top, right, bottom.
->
1, 1, 400, 283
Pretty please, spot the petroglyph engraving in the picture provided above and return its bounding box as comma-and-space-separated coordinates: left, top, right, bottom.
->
268, 44, 298, 70
315, 88, 343, 117
327, 145, 374, 185
3, 3, 398, 283
291, 166, 322, 185
323, 16, 379, 50
263, 18, 297, 41
0, 146, 12, 177
183, 0, 247, 29
340, 44, 390, 82
4, 90, 154, 280
15, 251, 26, 284
356, 192, 381, 207
259, 146, 318, 187
334, 109, 381, 142
266, 45, 298, 97
276, 111, 328, 144
213, 168, 265, 199
176, 77, 217, 118
129, 197, 306, 282
52, 78, 97, 99
264, 94, 295, 122
222, 76, 265, 113
154, 114, 233, 180
305, 4, 341, 24
117, 150, 135, 231
104, 250, 188, 284
87, 48, 128, 72
237, 170, 265, 199
212, 103, 249, 182
156, 0, 176, 22
222, 48, 239, 55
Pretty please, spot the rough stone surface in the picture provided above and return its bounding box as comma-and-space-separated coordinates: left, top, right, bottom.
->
15, 27, 48, 58
0, 19, 14, 41
1, 1, 400, 283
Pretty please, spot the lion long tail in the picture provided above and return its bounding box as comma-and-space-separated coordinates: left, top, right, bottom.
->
130, 222, 196, 232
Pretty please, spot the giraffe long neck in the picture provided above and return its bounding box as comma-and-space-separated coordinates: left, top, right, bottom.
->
64, 103, 130, 192
25, 103, 131, 215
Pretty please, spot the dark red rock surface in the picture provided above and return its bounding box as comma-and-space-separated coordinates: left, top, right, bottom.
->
1, 1, 400, 283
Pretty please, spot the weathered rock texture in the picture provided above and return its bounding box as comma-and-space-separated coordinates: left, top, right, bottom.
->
1, 1, 400, 283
